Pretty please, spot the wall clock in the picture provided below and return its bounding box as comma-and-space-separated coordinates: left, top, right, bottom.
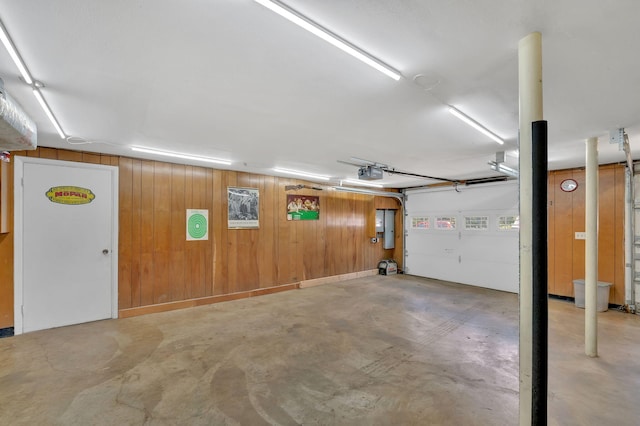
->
560, 179, 578, 192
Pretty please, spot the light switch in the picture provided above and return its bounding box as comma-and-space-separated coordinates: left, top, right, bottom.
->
575, 232, 586, 240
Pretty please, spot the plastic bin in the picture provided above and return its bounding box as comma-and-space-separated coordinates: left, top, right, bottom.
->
572, 279, 612, 312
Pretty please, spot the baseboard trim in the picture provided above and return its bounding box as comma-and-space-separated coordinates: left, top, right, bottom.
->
119, 270, 379, 318
299, 269, 378, 289
119, 283, 300, 319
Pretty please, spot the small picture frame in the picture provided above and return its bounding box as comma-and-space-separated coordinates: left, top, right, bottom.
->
228, 187, 259, 229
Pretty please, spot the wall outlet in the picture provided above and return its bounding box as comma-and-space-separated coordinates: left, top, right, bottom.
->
575, 232, 586, 240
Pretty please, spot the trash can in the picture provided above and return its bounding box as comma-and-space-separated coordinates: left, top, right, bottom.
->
572, 279, 612, 312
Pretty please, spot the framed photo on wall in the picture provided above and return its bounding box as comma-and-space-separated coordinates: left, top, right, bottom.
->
286, 194, 319, 221
228, 187, 259, 229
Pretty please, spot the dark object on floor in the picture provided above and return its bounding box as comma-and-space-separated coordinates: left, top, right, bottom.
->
378, 259, 398, 275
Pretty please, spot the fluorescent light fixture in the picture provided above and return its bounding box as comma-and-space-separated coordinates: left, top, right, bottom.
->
0, 19, 33, 85
273, 167, 331, 181
131, 146, 232, 165
342, 178, 383, 188
333, 185, 403, 199
489, 161, 519, 177
254, 0, 401, 81
448, 106, 504, 145
0, 18, 67, 139
33, 89, 66, 139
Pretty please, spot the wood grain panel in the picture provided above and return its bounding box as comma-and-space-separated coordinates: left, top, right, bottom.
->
548, 164, 625, 303
190, 167, 208, 298
571, 169, 586, 296
204, 169, 214, 296
153, 162, 171, 304
553, 169, 576, 296
82, 153, 101, 164
130, 159, 143, 307
56, 150, 83, 162
170, 164, 186, 301
0, 147, 406, 326
183, 166, 194, 299
100, 155, 113, 166
235, 173, 259, 293
547, 173, 556, 294
212, 169, 226, 295
38, 147, 57, 159
258, 175, 277, 288
0, 158, 15, 328
226, 172, 239, 291
374, 196, 400, 210
118, 157, 133, 309
139, 161, 155, 306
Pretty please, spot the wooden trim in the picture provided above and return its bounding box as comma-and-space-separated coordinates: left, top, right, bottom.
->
118, 282, 300, 318
299, 269, 378, 288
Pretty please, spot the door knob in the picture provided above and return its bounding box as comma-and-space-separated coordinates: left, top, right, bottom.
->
102, 249, 109, 255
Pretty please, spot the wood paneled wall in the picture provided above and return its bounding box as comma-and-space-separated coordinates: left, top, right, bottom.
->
0, 148, 400, 327
548, 164, 625, 304
0, 162, 14, 328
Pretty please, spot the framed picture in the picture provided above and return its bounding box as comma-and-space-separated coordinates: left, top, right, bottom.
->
287, 194, 319, 221
228, 187, 259, 229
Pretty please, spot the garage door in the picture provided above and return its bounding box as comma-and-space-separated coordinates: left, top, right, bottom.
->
404, 181, 519, 293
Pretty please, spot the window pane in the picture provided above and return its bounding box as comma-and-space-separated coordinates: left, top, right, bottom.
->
436, 216, 456, 230
465, 216, 488, 230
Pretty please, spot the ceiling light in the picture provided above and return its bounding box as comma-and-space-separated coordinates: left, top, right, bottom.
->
273, 167, 331, 181
254, 0, 401, 81
448, 106, 504, 145
131, 146, 232, 165
1, 18, 67, 139
342, 179, 383, 188
333, 185, 403, 199
33, 89, 66, 139
489, 161, 518, 177
0, 19, 33, 85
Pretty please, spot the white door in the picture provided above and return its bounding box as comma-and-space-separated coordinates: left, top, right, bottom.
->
14, 157, 118, 334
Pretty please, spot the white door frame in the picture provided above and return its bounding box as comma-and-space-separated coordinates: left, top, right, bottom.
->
13, 156, 119, 335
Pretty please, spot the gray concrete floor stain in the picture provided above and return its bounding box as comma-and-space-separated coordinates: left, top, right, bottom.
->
0, 275, 638, 425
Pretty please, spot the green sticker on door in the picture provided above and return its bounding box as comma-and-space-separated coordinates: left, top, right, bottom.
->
186, 209, 208, 241
46, 186, 95, 205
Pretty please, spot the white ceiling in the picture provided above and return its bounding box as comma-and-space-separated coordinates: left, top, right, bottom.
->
1, 0, 639, 187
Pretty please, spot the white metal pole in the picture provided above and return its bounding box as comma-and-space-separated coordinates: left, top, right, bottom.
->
585, 137, 599, 357
518, 31, 543, 426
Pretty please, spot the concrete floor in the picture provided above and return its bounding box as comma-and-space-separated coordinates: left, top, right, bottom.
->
0, 275, 638, 425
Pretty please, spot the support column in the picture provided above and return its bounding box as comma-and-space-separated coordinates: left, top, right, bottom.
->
518, 31, 543, 426
531, 121, 548, 425
585, 137, 598, 357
